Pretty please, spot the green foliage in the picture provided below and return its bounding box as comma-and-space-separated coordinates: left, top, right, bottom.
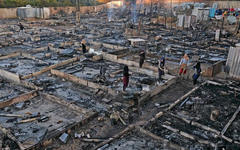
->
79, 0, 101, 6
0, 0, 102, 7
0, 0, 81, 8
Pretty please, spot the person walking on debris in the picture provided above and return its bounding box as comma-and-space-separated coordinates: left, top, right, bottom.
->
192, 62, 201, 85
18, 22, 24, 36
123, 65, 130, 91
158, 56, 165, 82
81, 39, 87, 54
139, 50, 145, 68
179, 53, 189, 78
100, 64, 106, 78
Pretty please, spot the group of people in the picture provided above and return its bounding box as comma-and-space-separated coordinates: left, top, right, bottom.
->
17, 22, 201, 93
79, 42, 201, 92
178, 53, 202, 85
122, 52, 202, 91
139, 50, 165, 81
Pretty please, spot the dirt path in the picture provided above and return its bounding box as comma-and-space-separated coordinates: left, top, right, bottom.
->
138, 79, 194, 123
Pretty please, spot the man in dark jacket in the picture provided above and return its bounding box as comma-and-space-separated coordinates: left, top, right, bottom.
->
192, 62, 201, 85
158, 56, 165, 81
81, 39, 87, 53
123, 65, 129, 91
82, 43, 87, 53
139, 50, 145, 68
18, 22, 24, 36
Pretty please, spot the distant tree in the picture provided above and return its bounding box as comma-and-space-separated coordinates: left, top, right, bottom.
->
63, 0, 73, 6
46, 0, 58, 6
0, 0, 5, 7
0, 0, 102, 7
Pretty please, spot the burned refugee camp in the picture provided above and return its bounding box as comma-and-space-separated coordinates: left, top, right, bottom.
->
0, 0, 240, 149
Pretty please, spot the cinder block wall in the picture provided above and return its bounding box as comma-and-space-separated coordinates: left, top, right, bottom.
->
0, 8, 17, 19
78, 4, 106, 14
49, 7, 76, 15
0, 4, 107, 19
208, 1, 240, 9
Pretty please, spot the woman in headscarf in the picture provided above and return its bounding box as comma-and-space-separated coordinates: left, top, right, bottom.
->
179, 54, 189, 77
123, 65, 129, 91
158, 56, 165, 81
192, 62, 201, 85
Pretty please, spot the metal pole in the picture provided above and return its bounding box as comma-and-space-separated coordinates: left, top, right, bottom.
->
171, 0, 172, 29
151, 0, 152, 16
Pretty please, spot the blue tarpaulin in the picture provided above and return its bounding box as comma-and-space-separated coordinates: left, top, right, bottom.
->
209, 8, 216, 18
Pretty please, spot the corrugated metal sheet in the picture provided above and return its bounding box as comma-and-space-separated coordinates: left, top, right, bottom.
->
226, 45, 240, 80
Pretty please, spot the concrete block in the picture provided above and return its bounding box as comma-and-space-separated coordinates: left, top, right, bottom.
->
0, 69, 20, 83
128, 38, 146, 46
45, 53, 51, 58
102, 98, 111, 103
15, 102, 25, 109
92, 55, 103, 61
59, 133, 69, 144
215, 29, 220, 41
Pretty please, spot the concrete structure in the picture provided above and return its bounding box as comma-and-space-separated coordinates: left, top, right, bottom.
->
209, 1, 240, 9
49, 6, 76, 15
0, 8, 17, 19
0, 5, 107, 19
215, 29, 220, 41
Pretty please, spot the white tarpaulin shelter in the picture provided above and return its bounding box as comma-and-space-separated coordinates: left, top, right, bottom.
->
177, 15, 185, 27
17, 5, 50, 19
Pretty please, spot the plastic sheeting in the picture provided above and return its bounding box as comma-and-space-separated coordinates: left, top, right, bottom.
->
193, 8, 209, 21
194, 3, 205, 8
212, 3, 218, 9
17, 7, 50, 18
184, 16, 191, 28
209, 8, 215, 18
227, 15, 237, 25
177, 15, 185, 27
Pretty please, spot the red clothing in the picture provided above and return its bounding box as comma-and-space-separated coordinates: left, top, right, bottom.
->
230, 8, 235, 12
179, 67, 187, 75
